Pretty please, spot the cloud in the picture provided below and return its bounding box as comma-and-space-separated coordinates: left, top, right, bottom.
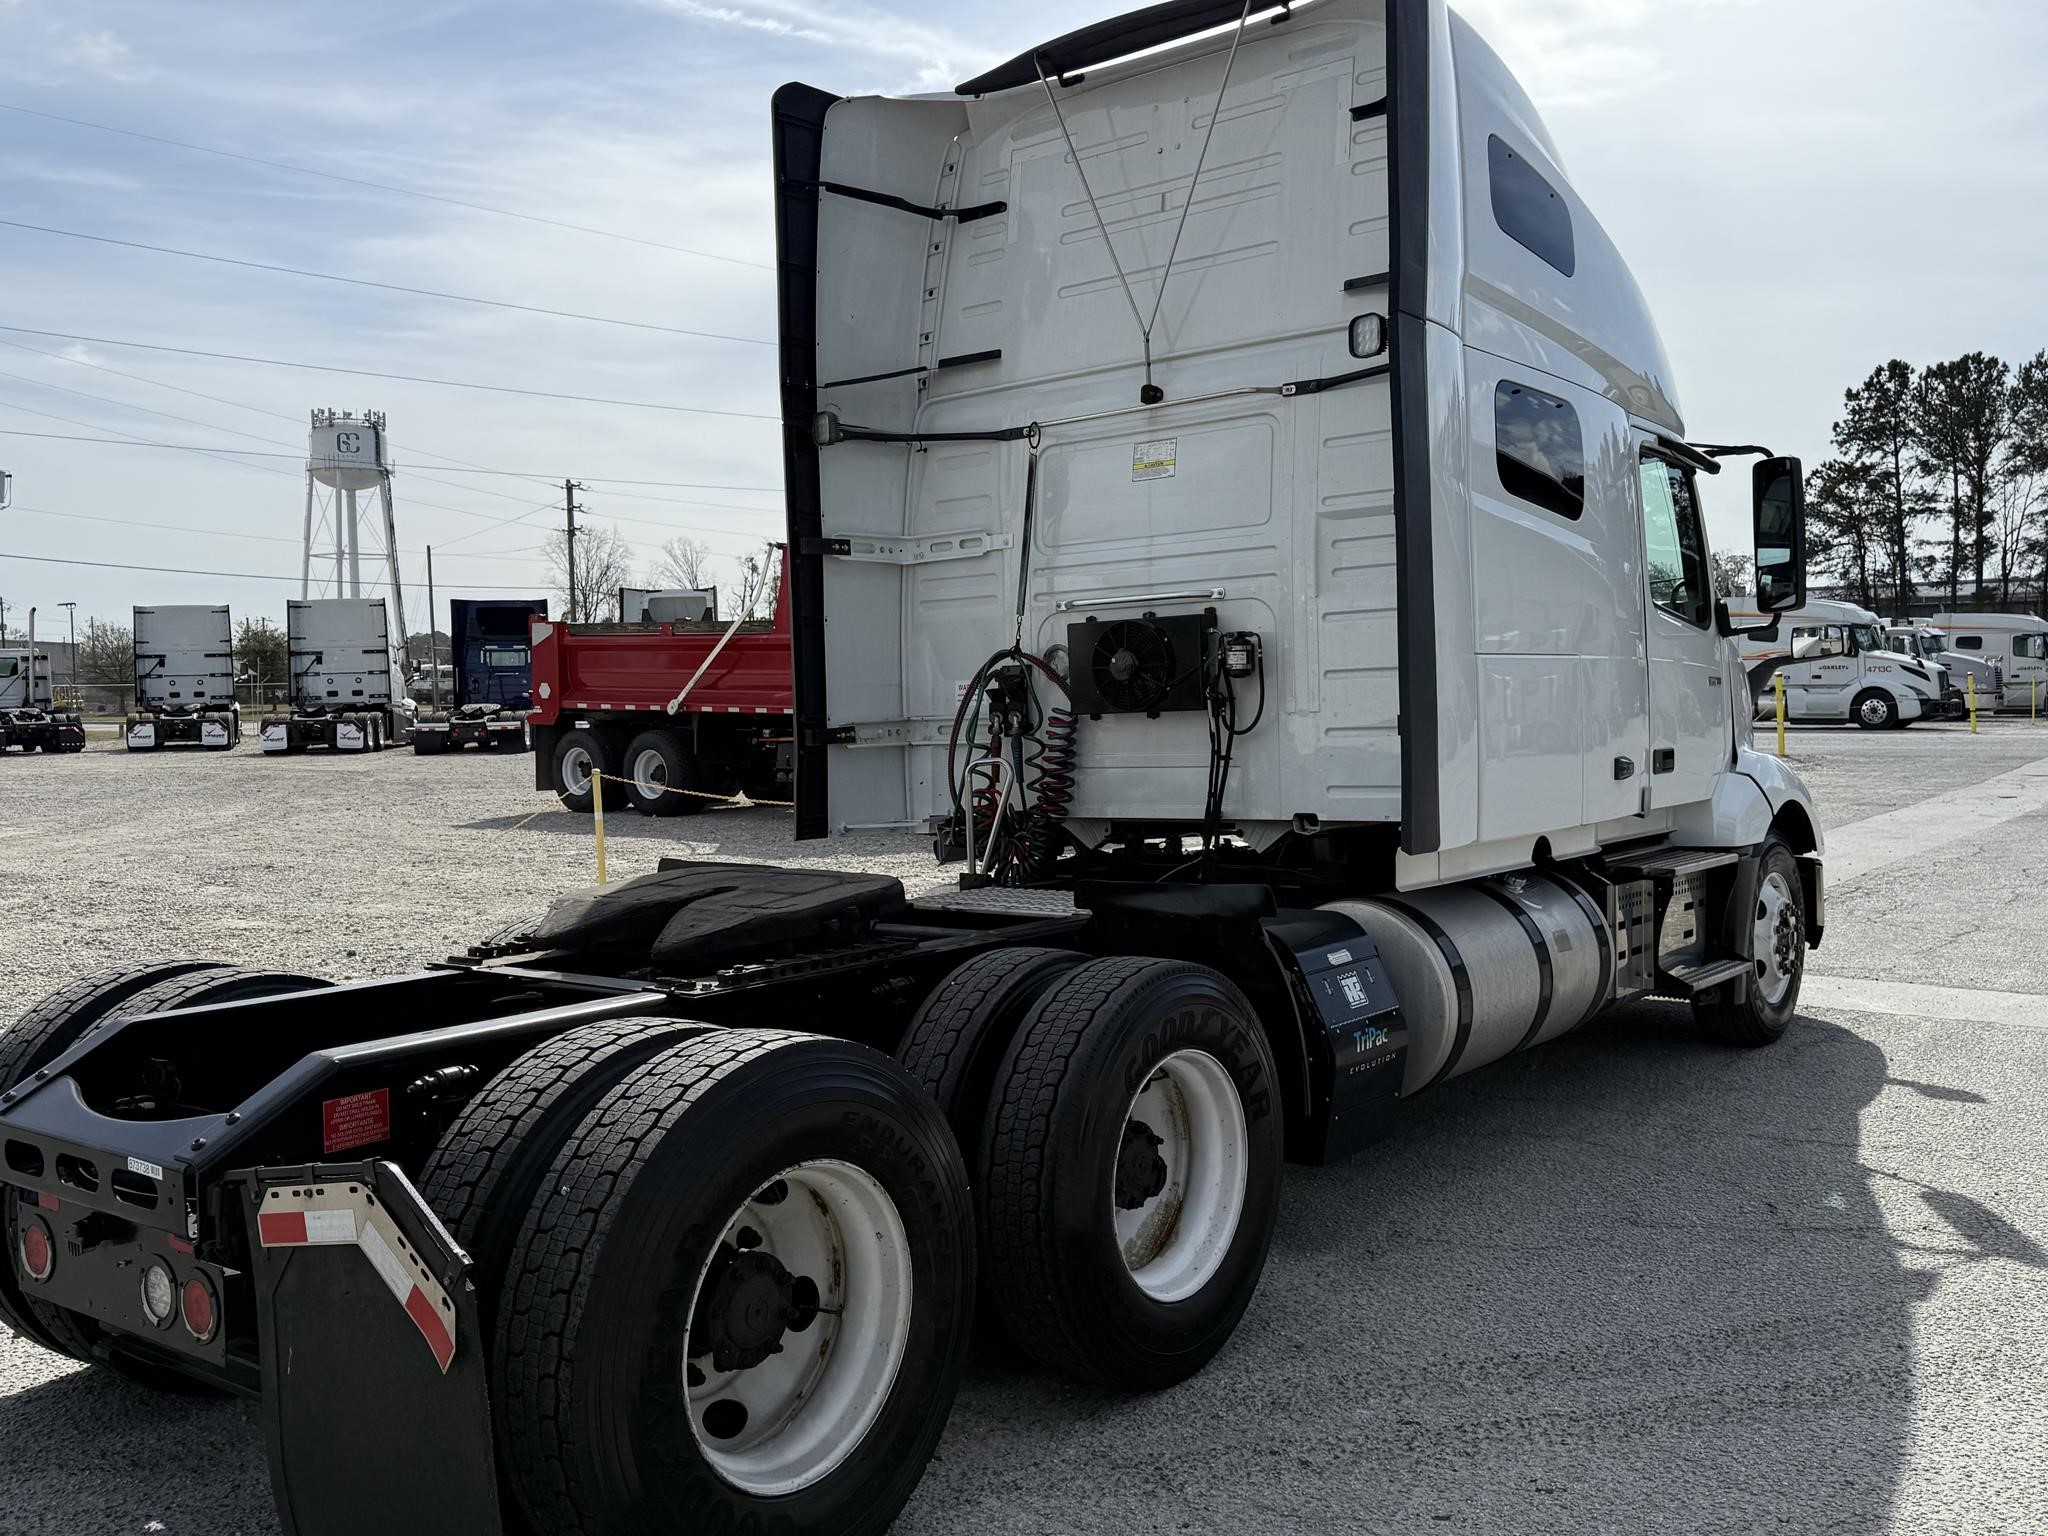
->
55, 28, 149, 82
639, 0, 995, 91
1456, 0, 1755, 108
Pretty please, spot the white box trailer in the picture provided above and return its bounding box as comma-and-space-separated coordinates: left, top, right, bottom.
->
260, 597, 410, 753
0, 7, 1834, 1534
125, 604, 241, 751
1929, 611, 2048, 712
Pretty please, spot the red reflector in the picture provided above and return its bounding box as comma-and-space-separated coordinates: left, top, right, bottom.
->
181, 1277, 217, 1343
35, 1192, 58, 1213
19, 1220, 52, 1282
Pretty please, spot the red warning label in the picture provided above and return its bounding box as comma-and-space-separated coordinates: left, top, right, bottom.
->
322, 1088, 392, 1155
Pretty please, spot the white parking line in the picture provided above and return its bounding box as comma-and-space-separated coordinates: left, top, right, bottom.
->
1803, 973, 2048, 1031
1824, 758, 2048, 883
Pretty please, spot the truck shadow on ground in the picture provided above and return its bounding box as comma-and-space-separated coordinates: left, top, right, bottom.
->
901, 1003, 2010, 1536
0, 1005, 2019, 1535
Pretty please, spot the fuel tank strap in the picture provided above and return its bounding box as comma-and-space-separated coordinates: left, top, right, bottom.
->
1374, 897, 1473, 1093
1477, 884, 1555, 1053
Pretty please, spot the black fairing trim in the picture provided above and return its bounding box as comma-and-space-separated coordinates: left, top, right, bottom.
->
955, 0, 1286, 96
772, 83, 837, 841
1387, 1, 1437, 854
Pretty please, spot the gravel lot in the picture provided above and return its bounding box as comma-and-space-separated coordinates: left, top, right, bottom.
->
2, 722, 2046, 1535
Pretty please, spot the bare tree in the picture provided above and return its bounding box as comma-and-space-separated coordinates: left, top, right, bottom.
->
653, 536, 713, 592
546, 523, 636, 622
730, 542, 783, 619
78, 618, 134, 685
1709, 551, 1754, 599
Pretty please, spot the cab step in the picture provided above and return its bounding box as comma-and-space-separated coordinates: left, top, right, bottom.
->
1662, 956, 1753, 995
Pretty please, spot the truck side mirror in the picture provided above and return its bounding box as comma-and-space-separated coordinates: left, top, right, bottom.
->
1753, 456, 1805, 613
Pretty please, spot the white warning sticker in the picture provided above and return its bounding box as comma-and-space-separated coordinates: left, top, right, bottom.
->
1132, 438, 1178, 482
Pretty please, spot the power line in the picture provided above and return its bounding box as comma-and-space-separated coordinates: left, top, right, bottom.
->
0, 325, 781, 419
0, 217, 776, 345
0, 543, 551, 591
0, 333, 563, 494
0, 429, 786, 524
4, 504, 549, 562
0, 100, 776, 272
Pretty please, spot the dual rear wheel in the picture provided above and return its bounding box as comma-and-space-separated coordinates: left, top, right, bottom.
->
552, 727, 707, 815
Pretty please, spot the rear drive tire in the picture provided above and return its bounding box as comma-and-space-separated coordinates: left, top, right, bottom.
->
4, 964, 329, 1385
1694, 838, 1806, 1047
622, 729, 703, 817
551, 728, 615, 814
418, 1018, 711, 1333
496, 1030, 973, 1536
1852, 689, 1897, 729
979, 957, 1283, 1390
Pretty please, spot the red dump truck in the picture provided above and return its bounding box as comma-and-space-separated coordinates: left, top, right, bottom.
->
527, 559, 792, 815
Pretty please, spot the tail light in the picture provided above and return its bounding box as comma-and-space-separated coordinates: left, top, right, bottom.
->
18, 1217, 53, 1283
181, 1274, 218, 1343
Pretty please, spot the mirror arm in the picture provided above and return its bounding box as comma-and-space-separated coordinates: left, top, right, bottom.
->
1715, 598, 1780, 641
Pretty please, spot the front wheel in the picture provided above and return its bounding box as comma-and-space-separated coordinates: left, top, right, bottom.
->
1695, 838, 1805, 1046
1853, 689, 1898, 729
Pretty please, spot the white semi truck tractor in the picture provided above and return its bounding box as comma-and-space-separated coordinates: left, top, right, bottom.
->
260, 597, 411, 752
125, 604, 242, 751
0, 7, 1824, 1535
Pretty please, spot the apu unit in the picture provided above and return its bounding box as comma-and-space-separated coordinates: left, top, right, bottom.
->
1066, 609, 1215, 719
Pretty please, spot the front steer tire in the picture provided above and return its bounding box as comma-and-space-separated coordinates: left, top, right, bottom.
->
495, 1030, 974, 1536
1694, 838, 1806, 1047
979, 957, 1283, 1390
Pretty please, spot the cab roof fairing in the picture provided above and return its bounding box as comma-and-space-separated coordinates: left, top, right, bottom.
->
1444, 8, 1685, 437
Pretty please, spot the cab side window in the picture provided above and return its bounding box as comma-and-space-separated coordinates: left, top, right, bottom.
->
1639, 455, 1711, 627
1495, 382, 1583, 520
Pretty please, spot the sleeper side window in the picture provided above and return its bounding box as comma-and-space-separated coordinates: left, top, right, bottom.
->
1488, 135, 1575, 277
1639, 455, 1712, 628
1957, 636, 1983, 651
1495, 382, 1584, 520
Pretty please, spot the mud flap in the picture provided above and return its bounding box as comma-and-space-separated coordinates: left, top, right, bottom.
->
241, 1160, 501, 1536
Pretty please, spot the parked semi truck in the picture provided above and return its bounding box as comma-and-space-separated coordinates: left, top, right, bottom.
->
1930, 611, 2048, 712
125, 604, 241, 751
0, 7, 1825, 1535
529, 566, 791, 813
260, 597, 410, 753
413, 597, 547, 755
0, 610, 83, 754
1737, 597, 1943, 727
1885, 620, 1990, 718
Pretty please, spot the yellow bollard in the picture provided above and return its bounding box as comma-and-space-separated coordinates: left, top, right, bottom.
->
1775, 670, 1787, 758
1968, 674, 1979, 734
2034, 679, 2039, 723
592, 771, 610, 886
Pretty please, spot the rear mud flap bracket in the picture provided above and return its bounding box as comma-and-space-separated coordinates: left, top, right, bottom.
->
241, 1160, 501, 1536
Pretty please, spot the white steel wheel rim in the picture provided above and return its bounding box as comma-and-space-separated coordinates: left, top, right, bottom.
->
632, 747, 670, 799
1113, 1049, 1249, 1304
683, 1160, 912, 1497
561, 743, 594, 795
1753, 870, 1800, 1006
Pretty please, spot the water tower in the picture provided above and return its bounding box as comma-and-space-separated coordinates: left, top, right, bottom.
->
301, 408, 409, 652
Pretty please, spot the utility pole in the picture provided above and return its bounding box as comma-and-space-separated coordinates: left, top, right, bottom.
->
564, 479, 583, 622
59, 602, 76, 688
426, 545, 443, 712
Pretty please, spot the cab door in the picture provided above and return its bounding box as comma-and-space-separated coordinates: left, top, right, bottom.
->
1636, 447, 1732, 810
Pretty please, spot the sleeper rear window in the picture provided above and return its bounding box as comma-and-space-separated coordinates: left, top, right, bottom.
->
1495, 382, 1584, 520
1489, 135, 1575, 277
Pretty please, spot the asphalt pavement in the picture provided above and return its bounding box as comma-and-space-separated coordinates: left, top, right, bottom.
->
0, 720, 2044, 1534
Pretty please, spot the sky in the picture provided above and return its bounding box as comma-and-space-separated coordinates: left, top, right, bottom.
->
1, 0, 2045, 639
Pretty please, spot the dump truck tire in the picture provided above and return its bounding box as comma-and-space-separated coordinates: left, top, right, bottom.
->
552, 729, 615, 814
979, 957, 1283, 1390
622, 729, 704, 817
497, 1029, 973, 1536
417, 1018, 711, 1332
6, 965, 330, 1387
